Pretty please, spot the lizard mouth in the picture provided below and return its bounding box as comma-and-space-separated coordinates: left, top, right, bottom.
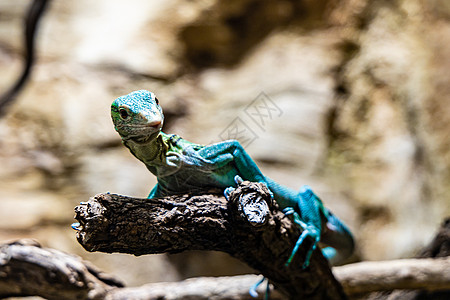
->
121, 121, 162, 129
117, 122, 162, 143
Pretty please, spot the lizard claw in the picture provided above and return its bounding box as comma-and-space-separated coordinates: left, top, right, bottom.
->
283, 207, 295, 215
249, 276, 270, 299
224, 176, 244, 200
71, 222, 81, 231
234, 175, 244, 185
264, 183, 274, 199
249, 276, 265, 298
224, 187, 235, 200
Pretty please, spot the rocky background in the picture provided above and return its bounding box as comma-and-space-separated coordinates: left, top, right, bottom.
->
0, 0, 449, 287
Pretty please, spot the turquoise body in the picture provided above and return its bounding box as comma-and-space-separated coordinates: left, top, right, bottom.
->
112, 90, 354, 267
145, 134, 297, 202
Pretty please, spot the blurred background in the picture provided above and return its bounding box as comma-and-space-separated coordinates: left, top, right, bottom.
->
0, 0, 449, 287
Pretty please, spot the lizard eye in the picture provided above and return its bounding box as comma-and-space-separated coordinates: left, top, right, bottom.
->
119, 108, 129, 119
155, 97, 159, 105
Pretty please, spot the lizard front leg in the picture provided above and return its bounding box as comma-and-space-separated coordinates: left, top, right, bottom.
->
199, 140, 266, 183
147, 183, 162, 199
211, 141, 323, 268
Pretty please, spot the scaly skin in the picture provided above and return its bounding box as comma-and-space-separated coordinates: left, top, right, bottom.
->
111, 90, 354, 268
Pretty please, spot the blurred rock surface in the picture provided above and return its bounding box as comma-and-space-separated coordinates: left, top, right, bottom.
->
0, 0, 449, 286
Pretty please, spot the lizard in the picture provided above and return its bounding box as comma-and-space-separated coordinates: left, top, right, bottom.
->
107, 89, 354, 270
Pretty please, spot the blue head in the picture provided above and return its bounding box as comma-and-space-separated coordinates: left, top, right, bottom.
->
111, 90, 164, 142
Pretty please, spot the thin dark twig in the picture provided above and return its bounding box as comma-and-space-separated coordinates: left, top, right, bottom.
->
0, 0, 51, 117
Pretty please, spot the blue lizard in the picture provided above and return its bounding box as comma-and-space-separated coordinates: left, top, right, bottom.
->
109, 90, 354, 269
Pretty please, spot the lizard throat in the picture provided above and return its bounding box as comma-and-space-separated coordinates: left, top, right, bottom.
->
124, 132, 167, 165
121, 130, 160, 144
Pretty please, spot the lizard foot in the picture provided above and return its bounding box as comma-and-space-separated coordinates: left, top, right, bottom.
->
224, 187, 235, 200
283, 207, 320, 269
71, 222, 81, 231
249, 276, 270, 299
224, 175, 244, 199
322, 247, 337, 261
234, 175, 244, 184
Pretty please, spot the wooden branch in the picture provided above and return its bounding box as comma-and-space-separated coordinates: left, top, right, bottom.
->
110, 258, 450, 300
105, 274, 284, 300
333, 257, 450, 295
1, 239, 449, 299
74, 181, 347, 299
0, 239, 123, 300
0, 239, 278, 300
360, 216, 450, 299
1, 186, 448, 300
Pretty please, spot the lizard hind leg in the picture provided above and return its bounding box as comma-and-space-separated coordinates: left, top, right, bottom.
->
295, 186, 356, 266
249, 276, 271, 299
283, 207, 320, 268
282, 185, 325, 268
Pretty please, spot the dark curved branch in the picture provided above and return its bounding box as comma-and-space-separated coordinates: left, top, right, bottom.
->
74, 181, 347, 299
0, 0, 50, 117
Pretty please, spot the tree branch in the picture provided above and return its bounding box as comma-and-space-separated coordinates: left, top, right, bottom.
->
105, 274, 284, 300
361, 216, 450, 299
0, 239, 278, 300
74, 181, 346, 299
1, 239, 449, 299
333, 257, 450, 295
0, 239, 123, 300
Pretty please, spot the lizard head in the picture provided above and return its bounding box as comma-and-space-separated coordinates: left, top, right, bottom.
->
111, 90, 164, 143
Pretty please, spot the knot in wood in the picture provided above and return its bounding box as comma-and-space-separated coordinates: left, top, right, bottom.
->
228, 181, 272, 227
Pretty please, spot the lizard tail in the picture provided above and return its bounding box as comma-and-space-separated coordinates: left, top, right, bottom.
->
320, 211, 355, 265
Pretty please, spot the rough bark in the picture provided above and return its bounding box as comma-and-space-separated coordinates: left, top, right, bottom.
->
0, 239, 279, 299
3, 181, 445, 299
74, 181, 346, 299
1, 238, 449, 299
0, 239, 123, 300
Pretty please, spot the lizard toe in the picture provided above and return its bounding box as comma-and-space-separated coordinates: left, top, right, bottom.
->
224, 187, 235, 200
234, 175, 244, 185
71, 222, 81, 231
